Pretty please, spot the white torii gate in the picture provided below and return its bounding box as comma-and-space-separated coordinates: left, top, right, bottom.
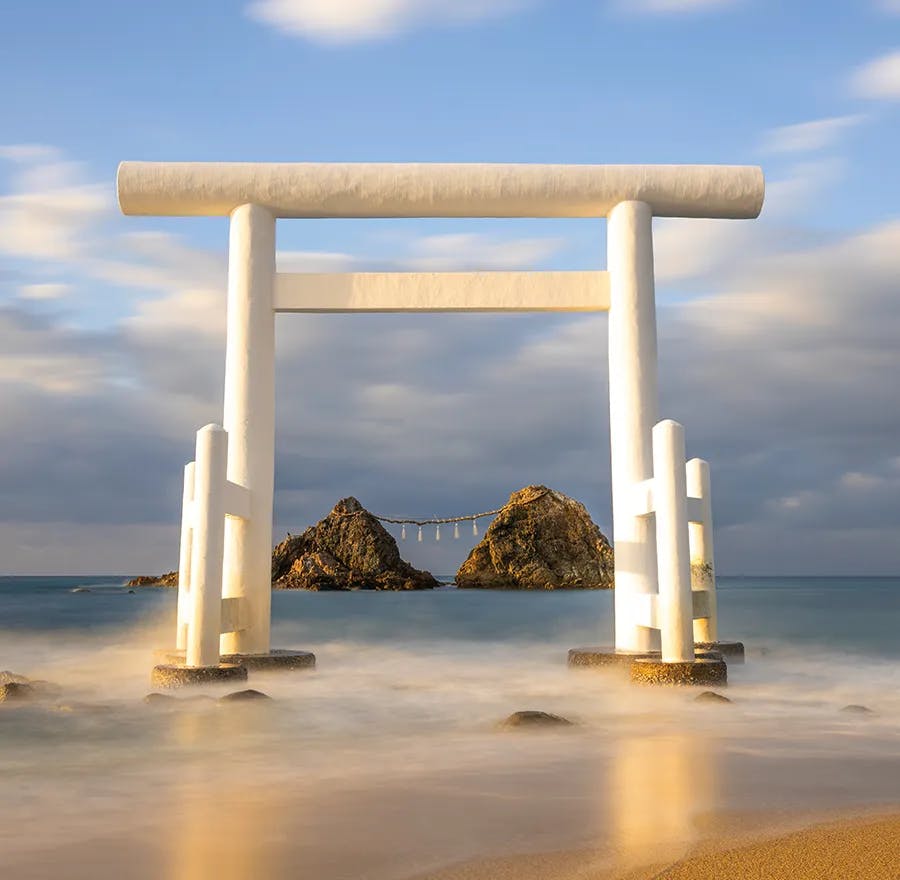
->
117, 162, 764, 683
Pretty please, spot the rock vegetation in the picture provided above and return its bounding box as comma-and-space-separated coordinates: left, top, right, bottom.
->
456, 485, 614, 589
272, 497, 438, 591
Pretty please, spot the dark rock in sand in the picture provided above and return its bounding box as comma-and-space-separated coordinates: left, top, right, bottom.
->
272, 497, 439, 591
841, 704, 874, 715
127, 571, 178, 587
499, 710, 574, 729
694, 690, 732, 704
457, 485, 614, 590
219, 689, 271, 703
0, 682, 36, 703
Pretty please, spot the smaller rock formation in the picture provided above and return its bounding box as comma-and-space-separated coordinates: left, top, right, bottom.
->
127, 572, 178, 587
456, 486, 614, 589
499, 710, 574, 729
272, 497, 438, 591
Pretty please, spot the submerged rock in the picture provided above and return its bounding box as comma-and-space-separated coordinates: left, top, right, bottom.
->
143, 693, 176, 705
0, 672, 60, 700
456, 485, 614, 590
272, 497, 439, 591
0, 682, 36, 703
0, 671, 31, 686
841, 704, 874, 715
694, 690, 732, 704
219, 689, 271, 703
499, 710, 574, 729
126, 572, 178, 587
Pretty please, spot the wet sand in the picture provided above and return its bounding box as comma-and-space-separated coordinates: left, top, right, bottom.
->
414, 812, 900, 880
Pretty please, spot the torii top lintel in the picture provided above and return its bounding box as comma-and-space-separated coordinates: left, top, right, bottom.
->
116, 162, 764, 220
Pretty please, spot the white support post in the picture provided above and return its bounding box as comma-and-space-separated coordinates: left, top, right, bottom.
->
653, 420, 694, 663
221, 203, 276, 656
608, 200, 660, 653
175, 461, 195, 651
186, 425, 228, 668
687, 458, 718, 643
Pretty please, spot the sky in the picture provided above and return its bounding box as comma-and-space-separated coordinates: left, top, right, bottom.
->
1, 0, 900, 575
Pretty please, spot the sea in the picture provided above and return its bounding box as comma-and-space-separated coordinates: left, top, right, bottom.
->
1, 576, 898, 880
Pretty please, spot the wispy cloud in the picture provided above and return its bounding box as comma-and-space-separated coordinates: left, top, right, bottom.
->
620, 0, 740, 14
849, 49, 900, 100
0, 147, 108, 262
760, 115, 866, 155
18, 283, 71, 301
246, 0, 527, 43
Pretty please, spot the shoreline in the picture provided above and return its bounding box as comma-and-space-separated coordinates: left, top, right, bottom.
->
411, 809, 900, 880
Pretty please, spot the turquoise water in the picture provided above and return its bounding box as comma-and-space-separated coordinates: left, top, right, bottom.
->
1, 575, 897, 658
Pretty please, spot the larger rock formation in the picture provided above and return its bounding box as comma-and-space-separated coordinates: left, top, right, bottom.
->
456, 485, 613, 590
272, 497, 439, 591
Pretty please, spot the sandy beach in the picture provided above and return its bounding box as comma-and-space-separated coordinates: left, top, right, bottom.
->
413, 812, 900, 880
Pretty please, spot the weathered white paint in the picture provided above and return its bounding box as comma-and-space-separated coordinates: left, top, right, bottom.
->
220, 204, 276, 657
175, 461, 195, 652
608, 201, 660, 654
687, 458, 718, 643
273, 271, 610, 313
653, 420, 695, 664
186, 425, 227, 668
117, 162, 764, 220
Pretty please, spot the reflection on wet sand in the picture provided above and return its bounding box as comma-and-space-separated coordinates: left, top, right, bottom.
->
607, 731, 718, 872
167, 707, 288, 880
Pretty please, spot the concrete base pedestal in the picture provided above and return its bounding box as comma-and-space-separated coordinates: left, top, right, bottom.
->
695, 640, 745, 664
568, 647, 656, 668
151, 663, 248, 689
568, 646, 723, 668
629, 657, 727, 686
153, 648, 316, 671
220, 649, 316, 671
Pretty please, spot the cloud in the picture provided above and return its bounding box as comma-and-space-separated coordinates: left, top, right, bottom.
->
876, 0, 900, 13
4, 147, 900, 576
653, 160, 842, 284
621, 0, 740, 13
849, 49, 900, 100
760, 115, 866, 155
0, 151, 109, 261
246, 0, 527, 43
18, 283, 71, 301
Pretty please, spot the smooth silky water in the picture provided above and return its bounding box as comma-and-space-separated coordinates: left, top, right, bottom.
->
1, 577, 898, 879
